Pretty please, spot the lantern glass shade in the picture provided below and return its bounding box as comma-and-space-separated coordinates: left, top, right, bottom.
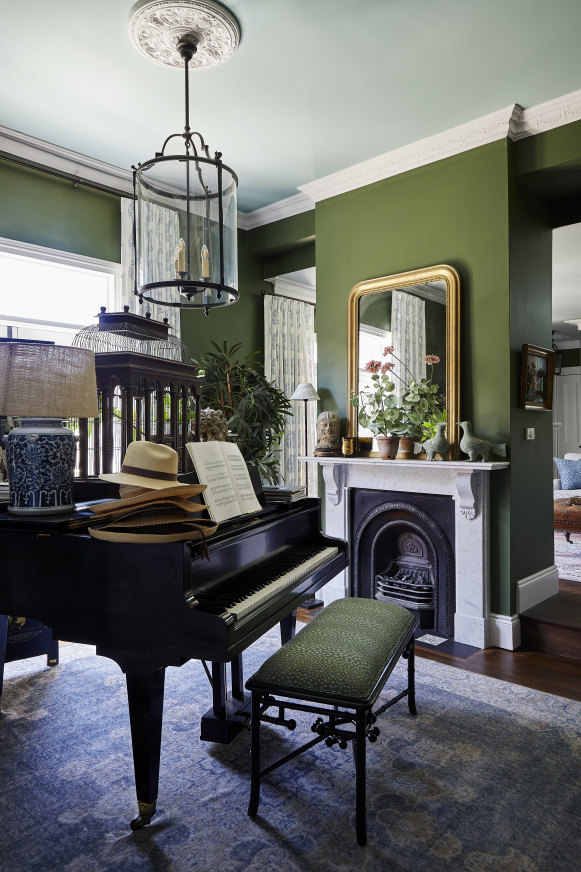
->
135, 153, 238, 309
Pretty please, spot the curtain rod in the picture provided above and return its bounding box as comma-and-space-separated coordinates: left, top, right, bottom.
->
261, 290, 315, 307
0, 151, 133, 200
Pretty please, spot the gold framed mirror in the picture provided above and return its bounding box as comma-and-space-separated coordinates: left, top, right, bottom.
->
347, 264, 460, 454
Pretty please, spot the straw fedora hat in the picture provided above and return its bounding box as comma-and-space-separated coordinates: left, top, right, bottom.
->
100, 441, 189, 490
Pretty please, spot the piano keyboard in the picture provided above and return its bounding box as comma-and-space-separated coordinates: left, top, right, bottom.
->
186, 544, 339, 622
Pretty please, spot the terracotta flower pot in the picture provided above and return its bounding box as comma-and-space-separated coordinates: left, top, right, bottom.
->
376, 435, 399, 459
396, 435, 416, 459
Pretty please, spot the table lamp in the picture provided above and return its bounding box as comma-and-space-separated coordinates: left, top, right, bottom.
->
0, 342, 99, 514
290, 381, 323, 611
290, 382, 320, 458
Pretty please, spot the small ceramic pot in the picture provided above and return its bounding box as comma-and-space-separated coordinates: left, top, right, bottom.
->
396, 435, 416, 459
376, 435, 399, 460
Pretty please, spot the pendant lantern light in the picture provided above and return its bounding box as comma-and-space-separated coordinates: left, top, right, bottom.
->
128, 0, 240, 316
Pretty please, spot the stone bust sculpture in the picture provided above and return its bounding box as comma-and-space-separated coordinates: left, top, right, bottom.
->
314, 411, 341, 456
198, 407, 229, 442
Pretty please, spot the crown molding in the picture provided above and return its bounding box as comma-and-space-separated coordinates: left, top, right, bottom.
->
510, 88, 581, 140
272, 275, 316, 303
3, 87, 581, 228
298, 105, 522, 205
238, 192, 314, 231
0, 125, 134, 196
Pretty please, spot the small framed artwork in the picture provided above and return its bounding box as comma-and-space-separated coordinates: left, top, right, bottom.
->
520, 344, 555, 411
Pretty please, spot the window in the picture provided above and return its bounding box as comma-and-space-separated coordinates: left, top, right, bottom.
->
357, 324, 392, 436
0, 237, 121, 345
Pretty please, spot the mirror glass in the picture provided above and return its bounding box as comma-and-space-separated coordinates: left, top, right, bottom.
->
347, 265, 460, 454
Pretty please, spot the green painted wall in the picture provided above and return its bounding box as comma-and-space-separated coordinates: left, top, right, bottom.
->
507, 150, 554, 604
315, 144, 511, 434
314, 142, 513, 612
0, 162, 120, 262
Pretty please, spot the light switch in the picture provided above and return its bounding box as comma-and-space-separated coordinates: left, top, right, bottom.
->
526, 428, 535, 440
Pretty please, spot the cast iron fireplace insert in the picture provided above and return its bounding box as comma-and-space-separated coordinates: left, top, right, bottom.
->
349, 488, 455, 638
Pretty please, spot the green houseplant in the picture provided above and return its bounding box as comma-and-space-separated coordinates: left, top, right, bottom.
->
350, 348, 443, 458
398, 357, 442, 441
350, 359, 403, 459
194, 341, 291, 484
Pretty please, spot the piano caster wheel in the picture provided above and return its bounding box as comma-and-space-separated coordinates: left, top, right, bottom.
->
130, 800, 156, 831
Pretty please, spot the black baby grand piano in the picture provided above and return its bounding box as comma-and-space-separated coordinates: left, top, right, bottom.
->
0, 479, 347, 829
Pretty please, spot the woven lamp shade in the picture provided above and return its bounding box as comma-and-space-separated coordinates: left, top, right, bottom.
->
0, 342, 99, 419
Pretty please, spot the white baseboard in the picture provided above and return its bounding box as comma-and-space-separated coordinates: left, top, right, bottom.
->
486, 565, 561, 651
517, 565, 560, 613
489, 613, 521, 650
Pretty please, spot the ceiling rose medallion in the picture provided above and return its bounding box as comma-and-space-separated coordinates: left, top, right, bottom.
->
128, 0, 240, 70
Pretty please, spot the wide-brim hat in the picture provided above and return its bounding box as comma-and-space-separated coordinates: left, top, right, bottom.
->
99, 441, 189, 490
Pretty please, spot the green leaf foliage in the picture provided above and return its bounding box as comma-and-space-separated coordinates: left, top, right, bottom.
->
193, 341, 291, 484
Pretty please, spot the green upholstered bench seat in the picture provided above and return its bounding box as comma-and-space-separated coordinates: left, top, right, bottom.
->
245, 598, 419, 846
247, 597, 417, 705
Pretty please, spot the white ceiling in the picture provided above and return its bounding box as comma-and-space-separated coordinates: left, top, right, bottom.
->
1, 0, 580, 334
2, 0, 581, 213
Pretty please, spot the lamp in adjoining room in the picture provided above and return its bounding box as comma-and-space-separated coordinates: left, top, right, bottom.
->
290, 382, 320, 460
128, 0, 240, 317
0, 342, 99, 515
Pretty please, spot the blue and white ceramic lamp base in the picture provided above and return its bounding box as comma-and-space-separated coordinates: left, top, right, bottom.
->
4, 419, 76, 514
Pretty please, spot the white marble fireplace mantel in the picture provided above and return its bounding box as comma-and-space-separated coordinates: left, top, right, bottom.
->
304, 456, 509, 649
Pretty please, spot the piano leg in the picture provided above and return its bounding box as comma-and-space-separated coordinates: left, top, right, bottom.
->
212, 661, 227, 717
125, 668, 165, 830
231, 655, 244, 701
280, 609, 297, 645
200, 658, 251, 744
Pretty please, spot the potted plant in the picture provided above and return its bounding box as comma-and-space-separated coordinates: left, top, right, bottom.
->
395, 352, 443, 457
193, 341, 291, 484
350, 360, 403, 458
351, 348, 443, 460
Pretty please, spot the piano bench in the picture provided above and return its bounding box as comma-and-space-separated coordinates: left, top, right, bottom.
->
245, 597, 419, 846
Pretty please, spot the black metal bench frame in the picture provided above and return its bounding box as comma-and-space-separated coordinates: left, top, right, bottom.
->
247, 624, 418, 846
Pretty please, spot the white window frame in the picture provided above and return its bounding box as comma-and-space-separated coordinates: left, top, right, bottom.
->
0, 235, 122, 343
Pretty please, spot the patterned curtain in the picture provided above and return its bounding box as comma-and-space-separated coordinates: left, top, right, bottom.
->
391, 290, 425, 400
120, 198, 181, 338
264, 294, 317, 494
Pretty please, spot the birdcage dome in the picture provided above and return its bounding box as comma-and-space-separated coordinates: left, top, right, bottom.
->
73, 307, 192, 363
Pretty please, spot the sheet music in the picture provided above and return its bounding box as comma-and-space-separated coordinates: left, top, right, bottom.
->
186, 441, 261, 523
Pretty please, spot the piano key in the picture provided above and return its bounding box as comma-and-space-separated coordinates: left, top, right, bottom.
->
189, 545, 339, 622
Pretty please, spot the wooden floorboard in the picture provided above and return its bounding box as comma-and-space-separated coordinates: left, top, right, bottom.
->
415, 644, 581, 702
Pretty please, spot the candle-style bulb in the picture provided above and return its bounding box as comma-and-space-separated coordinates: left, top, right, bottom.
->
201, 244, 210, 279
177, 238, 186, 275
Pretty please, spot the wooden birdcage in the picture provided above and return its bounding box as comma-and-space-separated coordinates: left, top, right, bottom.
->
72, 311, 202, 477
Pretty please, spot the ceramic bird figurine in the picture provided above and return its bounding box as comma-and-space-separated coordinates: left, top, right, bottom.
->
457, 421, 507, 461
421, 422, 449, 461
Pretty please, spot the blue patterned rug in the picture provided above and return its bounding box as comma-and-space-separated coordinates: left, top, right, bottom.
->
554, 530, 581, 582
1, 629, 580, 872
